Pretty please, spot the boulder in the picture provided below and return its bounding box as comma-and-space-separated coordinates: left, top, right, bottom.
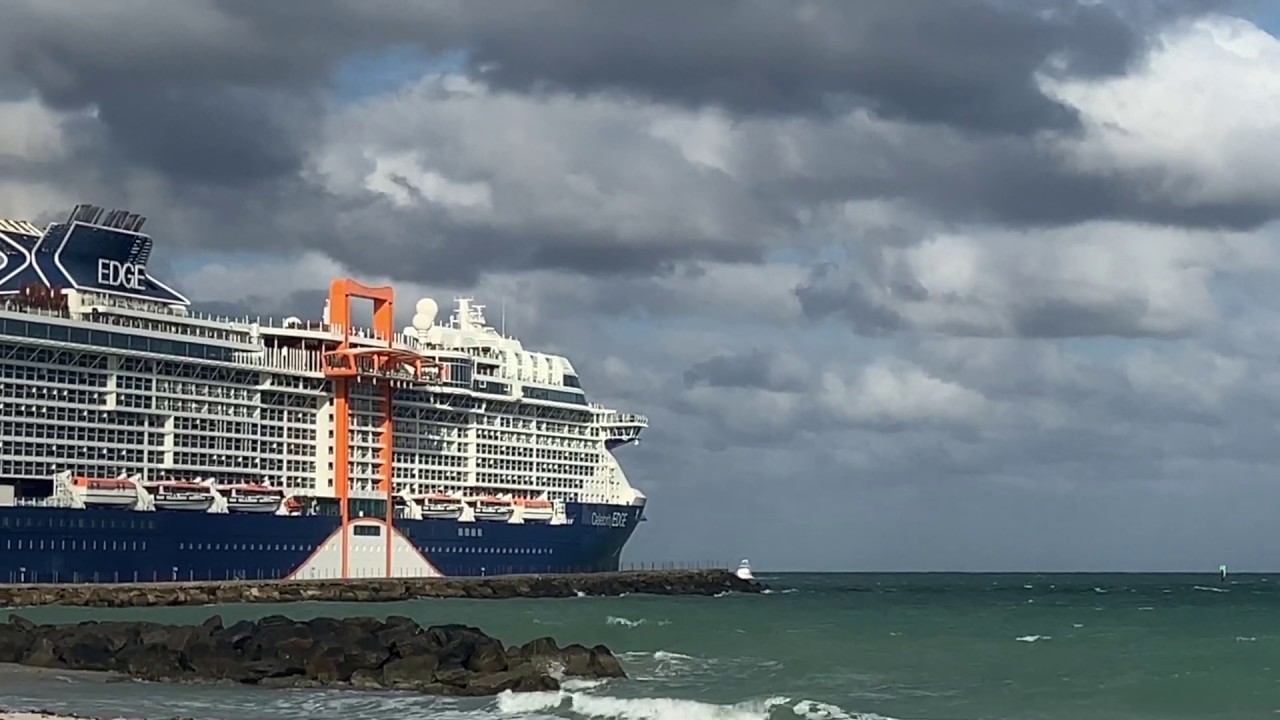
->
0, 614, 625, 696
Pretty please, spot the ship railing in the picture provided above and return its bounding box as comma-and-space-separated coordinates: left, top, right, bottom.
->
78, 293, 255, 336
84, 310, 250, 344
13, 496, 77, 509
600, 412, 649, 427
0, 301, 71, 320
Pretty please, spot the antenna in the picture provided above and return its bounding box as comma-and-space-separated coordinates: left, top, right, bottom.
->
501, 298, 506, 337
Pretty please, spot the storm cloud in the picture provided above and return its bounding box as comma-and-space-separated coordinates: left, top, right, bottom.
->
1, 0, 1279, 570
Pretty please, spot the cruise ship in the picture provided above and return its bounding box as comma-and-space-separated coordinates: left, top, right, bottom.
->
0, 204, 648, 584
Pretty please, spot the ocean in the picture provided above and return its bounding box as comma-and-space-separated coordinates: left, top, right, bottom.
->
1, 573, 1276, 720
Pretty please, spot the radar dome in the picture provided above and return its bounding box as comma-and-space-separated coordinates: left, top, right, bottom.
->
413, 297, 438, 331
402, 326, 419, 340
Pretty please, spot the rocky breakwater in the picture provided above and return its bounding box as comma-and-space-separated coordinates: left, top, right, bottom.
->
0, 569, 763, 608
0, 614, 625, 696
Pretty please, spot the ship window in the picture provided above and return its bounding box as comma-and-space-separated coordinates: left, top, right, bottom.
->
354, 526, 381, 537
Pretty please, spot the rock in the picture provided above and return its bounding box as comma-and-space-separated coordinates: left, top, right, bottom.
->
0, 570, 765, 609
0, 614, 625, 697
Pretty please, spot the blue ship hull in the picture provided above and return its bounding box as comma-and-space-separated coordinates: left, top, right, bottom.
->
0, 502, 643, 585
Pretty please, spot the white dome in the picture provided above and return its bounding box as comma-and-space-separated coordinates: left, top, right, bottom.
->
415, 297, 439, 320
402, 326, 418, 340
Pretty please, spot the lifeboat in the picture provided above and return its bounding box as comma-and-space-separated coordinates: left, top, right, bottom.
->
141, 481, 214, 511
219, 483, 284, 514
514, 497, 554, 523
471, 495, 514, 522
72, 476, 138, 508
420, 493, 465, 520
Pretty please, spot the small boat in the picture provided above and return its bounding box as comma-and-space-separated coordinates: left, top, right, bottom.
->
73, 476, 138, 508
514, 497, 554, 523
421, 493, 465, 520
142, 481, 214, 511
471, 496, 514, 522
735, 559, 754, 580
218, 483, 284, 513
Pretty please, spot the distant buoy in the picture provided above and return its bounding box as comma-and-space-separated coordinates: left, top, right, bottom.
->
735, 559, 754, 581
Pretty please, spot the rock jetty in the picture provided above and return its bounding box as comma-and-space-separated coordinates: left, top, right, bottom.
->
0, 569, 762, 609
0, 613, 626, 696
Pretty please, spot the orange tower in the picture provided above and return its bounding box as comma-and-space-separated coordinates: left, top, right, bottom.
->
321, 278, 439, 579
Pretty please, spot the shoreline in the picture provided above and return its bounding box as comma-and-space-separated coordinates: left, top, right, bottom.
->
0, 569, 763, 608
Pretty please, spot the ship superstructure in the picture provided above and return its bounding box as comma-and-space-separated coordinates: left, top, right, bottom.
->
0, 204, 648, 583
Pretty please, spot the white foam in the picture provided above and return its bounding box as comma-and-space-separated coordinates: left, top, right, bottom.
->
1015, 635, 1051, 643
1193, 586, 1229, 593
652, 650, 695, 661
495, 692, 890, 720
606, 616, 671, 628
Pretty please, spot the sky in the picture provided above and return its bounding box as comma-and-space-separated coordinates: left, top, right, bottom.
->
1, 0, 1279, 572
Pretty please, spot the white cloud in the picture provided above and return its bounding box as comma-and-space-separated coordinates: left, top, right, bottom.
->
820, 359, 991, 428
810, 215, 1274, 338
1042, 14, 1280, 205
364, 151, 493, 209
0, 97, 72, 162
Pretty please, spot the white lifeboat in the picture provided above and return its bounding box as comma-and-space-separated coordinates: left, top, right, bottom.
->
141, 480, 214, 511
514, 497, 554, 523
420, 493, 465, 520
219, 483, 284, 513
72, 476, 138, 508
735, 559, 755, 580
471, 495, 514, 522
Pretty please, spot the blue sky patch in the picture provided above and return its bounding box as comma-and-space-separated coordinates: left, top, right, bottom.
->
331, 45, 470, 101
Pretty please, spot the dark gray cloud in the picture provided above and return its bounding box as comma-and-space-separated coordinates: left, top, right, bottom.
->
683, 349, 810, 394
2, 0, 1157, 132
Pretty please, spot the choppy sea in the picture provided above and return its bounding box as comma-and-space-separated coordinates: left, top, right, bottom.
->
2, 573, 1278, 720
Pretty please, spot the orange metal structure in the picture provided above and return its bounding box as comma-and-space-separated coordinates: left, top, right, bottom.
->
321, 278, 440, 579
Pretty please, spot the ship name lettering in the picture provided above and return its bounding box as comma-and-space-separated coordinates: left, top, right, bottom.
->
590, 511, 628, 528
97, 258, 145, 291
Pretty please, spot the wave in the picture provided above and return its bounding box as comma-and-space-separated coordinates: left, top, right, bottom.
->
1193, 586, 1229, 593
494, 691, 889, 720
1015, 635, 1051, 643
606, 616, 671, 628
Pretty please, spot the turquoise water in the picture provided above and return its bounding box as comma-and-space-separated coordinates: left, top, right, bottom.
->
2, 573, 1278, 719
